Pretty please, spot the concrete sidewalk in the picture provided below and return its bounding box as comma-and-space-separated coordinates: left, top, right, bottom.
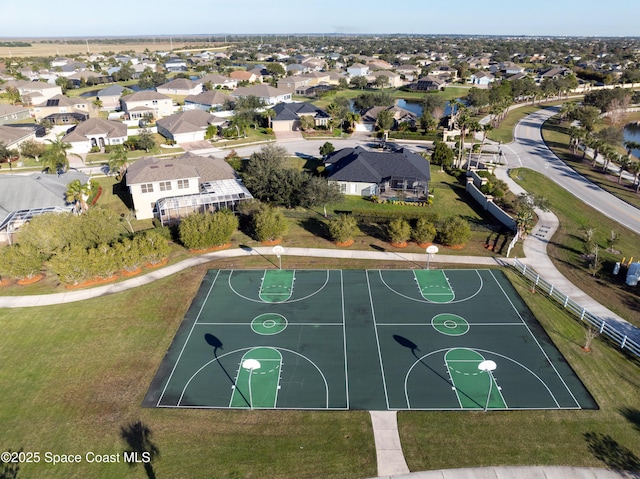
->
367, 466, 639, 479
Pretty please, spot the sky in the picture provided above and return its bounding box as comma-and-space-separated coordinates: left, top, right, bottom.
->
2, 0, 639, 38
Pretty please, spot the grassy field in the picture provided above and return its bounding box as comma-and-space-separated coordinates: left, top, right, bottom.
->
510, 168, 640, 327
0, 40, 229, 58
0, 258, 638, 478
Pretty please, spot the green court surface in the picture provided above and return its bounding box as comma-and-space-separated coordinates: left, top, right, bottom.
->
144, 269, 597, 411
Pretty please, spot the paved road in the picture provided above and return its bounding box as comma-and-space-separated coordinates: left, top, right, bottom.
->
501, 106, 640, 235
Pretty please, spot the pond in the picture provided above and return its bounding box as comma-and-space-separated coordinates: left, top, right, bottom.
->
395, 99, 459, 117
623, 122, 640, 158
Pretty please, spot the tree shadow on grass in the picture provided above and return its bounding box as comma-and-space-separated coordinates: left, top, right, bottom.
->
620, 407, 640, 434
299, 217, 330, 241
583, 431, 640, 473
112, 178, 134, 209
0, 448, 21, 479
357, 221, 389, 242
121, 421, 160, 479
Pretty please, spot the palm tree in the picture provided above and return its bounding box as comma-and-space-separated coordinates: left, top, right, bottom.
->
65, 178, 91, 213
376, 109, 394, 142
623, 140, 640, 161
466, 120, 482, 169
568, 126, 585, 155
627, 160, 640, 193
455, 107, 471, 169
42, 135, 71, 174
108, 145, 129, 180
617, 156, 631, 184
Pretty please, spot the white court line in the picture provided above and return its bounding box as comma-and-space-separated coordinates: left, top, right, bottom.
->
156, 270, 221, 407
366, 270, 391, 410
379, 269, 483, 304
488, 270, 581, 408
177, 347, 331, 409
228, 269, 330, 304
196, 322, 344, 326
340, 270, 350, 410
376, 322, 526, 326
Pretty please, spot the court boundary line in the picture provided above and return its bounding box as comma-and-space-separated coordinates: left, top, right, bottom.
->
156, 270, 221, 407
376, 322, 526, 326
402, 347, 566, 410
196, 322, 344, 326
376, 269, 483, 304
488, 270, 582, 409
366, 270, 391, 410
173, 346, 332, 409
340, 270, 350, 409
228, 269, 329, 304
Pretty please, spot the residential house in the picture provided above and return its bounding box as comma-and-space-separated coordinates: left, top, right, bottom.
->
347, 63, 369, 77
469, 71, 495, 88
360, 106, 417, 132
286, 64, 310, 76
156, 78, 203, 97
324, 146, 430, 197
366, 59, 393, 70
276, 76, 312, 93
95, 84, 126, 111
156, 109, 223, 143
231, 85, 292, 105
537, 67, 573, 83
32, 94, 95, 124
184, 90, 232, 112
0, 125, 36, 151
429, 65, 458, 81
67, 71, 111, 88
0, 104, 31, 125
370, 70, 402, 88
62, 118, 128, 154
270, 102, 331, 132
196, 74, 237, 90
125, 152, 253, 222
1, 80, 62, 106
164, 57, 187, 72
0, 171, 88, 243
413, 76, 446, 91
396, 64, 421, 82
120, 91, 174, 120
489, 61, 525, 76
229, 70, 259, 84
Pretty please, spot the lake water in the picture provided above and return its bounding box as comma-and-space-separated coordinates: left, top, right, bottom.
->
623, 122, 640, 158
395, 99, 457, 117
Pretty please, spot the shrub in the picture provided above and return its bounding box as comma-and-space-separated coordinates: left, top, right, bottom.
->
387, 218, 412, 244
412, 217, 437, 245
49, 245, 92, 285
115, 237, 144, 272
179, 210, 239, 249
138, 230, 170, 265
439, 216, 471, 246
328, 214, 358, 243
0, 244, 44, 279
253, 207, 288, 242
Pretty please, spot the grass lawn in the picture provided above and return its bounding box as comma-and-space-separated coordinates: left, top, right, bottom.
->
510, 168, 640, 327
0, 259, 638, 478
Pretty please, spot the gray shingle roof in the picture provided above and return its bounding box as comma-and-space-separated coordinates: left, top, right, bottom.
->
126, 152, 236, 185
0, 171, 89, 221
156, 109, 216, 135
326, 147, 431, 184
62, 118, 127, 141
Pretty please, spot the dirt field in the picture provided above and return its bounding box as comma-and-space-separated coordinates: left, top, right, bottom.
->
0, 40, 229, 58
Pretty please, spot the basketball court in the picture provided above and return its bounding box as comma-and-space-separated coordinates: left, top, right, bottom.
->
143, 269, 596, 411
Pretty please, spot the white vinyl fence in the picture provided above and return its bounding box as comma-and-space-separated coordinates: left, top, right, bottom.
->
512, 258, 640, 359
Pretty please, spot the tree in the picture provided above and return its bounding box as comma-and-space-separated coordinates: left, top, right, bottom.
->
108, 145, 129, 180
628, 160, 640, 193
300, 176, 343, 217
3, 86, 21, 105
438, 217, 471, 246
65, 179, 92, 214
376, 109, 394, 139
136, 128, 156, 153
350, 76, 367, 89
266, 62, 286, 79
374, 75, 389, 89
298, 115, 316, 131
19, 139, 46, 162
319, 141, 335, 158
328, 214, 359, 244
388, 218, 412, 245
412, 217, 437, 245
241, 144, 288, 203
42, 135, 71, 174
430, 140, 454, 170
253, 206, 288, 242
